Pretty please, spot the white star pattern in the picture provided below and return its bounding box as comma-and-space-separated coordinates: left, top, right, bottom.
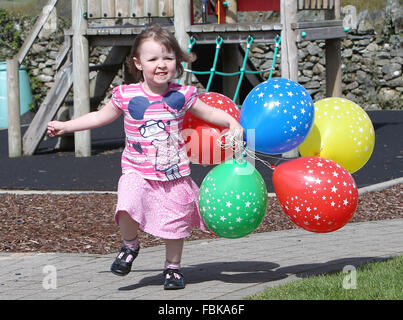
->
183, 92, 241, 165
306, 97, 375, 172
198, 162, 268, 238
242, 78, 314, 153
275, 157, 358, 233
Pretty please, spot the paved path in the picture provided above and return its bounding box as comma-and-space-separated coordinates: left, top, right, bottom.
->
1, 218, 402, 300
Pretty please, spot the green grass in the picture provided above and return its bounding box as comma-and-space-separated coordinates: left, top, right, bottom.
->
246, 255, 403, 300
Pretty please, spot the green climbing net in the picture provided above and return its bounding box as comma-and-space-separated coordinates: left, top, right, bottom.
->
180, 34, 281, 102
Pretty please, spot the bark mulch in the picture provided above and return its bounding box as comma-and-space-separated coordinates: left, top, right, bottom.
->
0, 184, 401, 255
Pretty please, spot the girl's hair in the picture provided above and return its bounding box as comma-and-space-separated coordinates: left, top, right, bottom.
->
126, 24, 195, 82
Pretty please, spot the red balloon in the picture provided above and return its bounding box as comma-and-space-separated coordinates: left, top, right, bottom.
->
273, 157, 358, 233
182, 92, 240, 165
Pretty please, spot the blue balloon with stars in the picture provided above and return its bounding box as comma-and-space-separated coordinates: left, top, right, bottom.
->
240, 78, 315, 154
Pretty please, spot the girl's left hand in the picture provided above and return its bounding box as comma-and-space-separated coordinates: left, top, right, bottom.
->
229, 120, 244, 142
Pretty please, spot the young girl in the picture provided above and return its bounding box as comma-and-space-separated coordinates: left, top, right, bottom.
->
47, 24, 243, 290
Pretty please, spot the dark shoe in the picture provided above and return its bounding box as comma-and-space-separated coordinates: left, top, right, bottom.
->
163, 268, 185, 290
110, 246, 139, 276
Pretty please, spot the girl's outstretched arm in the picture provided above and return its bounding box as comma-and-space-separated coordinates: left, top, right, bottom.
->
47, 101, 122, 137
189, 97, 244, 140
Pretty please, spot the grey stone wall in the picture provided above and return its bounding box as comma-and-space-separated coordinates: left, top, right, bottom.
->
15, 0, 403, 111
247, 0, 402, 109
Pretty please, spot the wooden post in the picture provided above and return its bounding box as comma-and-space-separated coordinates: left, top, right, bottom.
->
226, 0, 237, 23
325, 0, 342, 97
222, 1, 238, 103
280, 0, 299, 158
223, 44, 240, 103
72, 0, 91, 157
7, 58, 22, 158
280, 0, 298, 81
173, 0, 191, 82
325, 39, 342, 97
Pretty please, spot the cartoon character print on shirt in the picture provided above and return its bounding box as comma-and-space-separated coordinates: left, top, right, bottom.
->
128, 90, 187, 181
128, 90, 185, 120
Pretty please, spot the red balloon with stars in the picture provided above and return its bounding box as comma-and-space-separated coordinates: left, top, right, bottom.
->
273, 157, 358, 233
182, 92, 240, 165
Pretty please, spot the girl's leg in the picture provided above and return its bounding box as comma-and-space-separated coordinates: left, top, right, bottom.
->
117, 211, 139, 241
110, 211, 140, 276
163, 239, 185, 289
164, 238, 184, 268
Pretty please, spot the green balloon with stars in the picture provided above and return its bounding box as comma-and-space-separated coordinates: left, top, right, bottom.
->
199, 159, 268, 239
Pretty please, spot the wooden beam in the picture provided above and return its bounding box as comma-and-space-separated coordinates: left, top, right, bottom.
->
292, 20, 343, 29
7, 58, 22, 158
325, 1, 342, 97
91, 46, 131, 110
16, 0, 59, 64
280, 0, 298, 81
187, 23, 281, 44
174, 0, 191, 82
226, 0, 237, 24
222, 44, 240, 103
296, 26, 346, 41
23, 57, 73, 155
325, 38, 342, 97
280, 0, 299, 159
55, 35, 71, 70
222, 1, 239, 102
72, 0, 91, 157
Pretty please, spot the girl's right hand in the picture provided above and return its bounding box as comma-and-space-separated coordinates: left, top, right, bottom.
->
47, 120, 67, 137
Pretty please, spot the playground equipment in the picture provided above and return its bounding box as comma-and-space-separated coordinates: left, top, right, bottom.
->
0, 62, 33, 129
7, 0, 345, 158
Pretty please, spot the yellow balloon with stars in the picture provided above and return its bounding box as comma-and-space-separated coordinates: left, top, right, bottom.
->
299, 97, 375, 173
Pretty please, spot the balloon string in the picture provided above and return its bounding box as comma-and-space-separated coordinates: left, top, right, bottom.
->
217, 130, 246, 164
245, 148, 277, 171
217, 131, 300, 170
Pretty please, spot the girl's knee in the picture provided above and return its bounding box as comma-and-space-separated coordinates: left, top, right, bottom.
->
116, 211, 137, 225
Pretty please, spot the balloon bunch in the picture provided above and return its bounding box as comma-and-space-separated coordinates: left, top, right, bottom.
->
182, 78, 375, 237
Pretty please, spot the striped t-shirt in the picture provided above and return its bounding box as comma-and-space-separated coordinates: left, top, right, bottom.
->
111, 82, 198, 181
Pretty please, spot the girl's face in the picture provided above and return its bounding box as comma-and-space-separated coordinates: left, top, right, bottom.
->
133, 39, 177, 94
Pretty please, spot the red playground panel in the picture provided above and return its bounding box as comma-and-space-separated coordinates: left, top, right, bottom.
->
237, 0, 280, 12
190, 0, 281, 25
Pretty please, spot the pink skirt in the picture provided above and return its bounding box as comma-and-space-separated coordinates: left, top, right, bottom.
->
115, 171, 208, 239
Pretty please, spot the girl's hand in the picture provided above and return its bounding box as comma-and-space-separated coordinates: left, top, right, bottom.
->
229, 119, 244, 142
47, 121, 67, 137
